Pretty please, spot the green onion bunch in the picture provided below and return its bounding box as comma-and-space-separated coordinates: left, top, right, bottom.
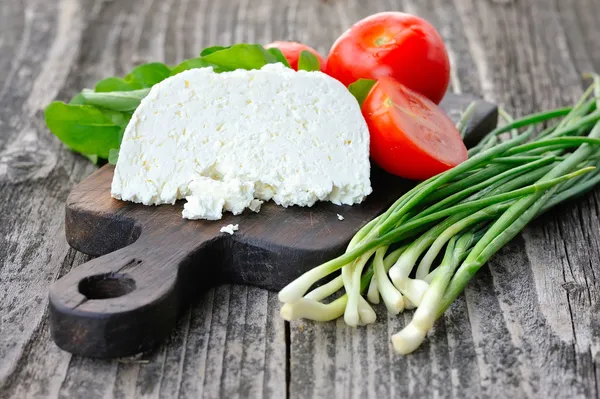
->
278, 75, 600, 354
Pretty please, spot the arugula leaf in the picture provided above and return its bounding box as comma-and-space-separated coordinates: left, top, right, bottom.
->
95, 77, 141, 92
200, 46, 230, 56
125, 62, 171, 87
348, 79, 376, 106
69, 92, 86, 105
83, 153, 99, 164
45, 102, 128, 159
80, 88, 150, 112
108, 148, 119, 165
174, 45, 291, 75
170, 57, 220, 76
202, 44, 279, 71
297, 50, 321, 72
95, 63, 171, 92
266, 48, 291, 68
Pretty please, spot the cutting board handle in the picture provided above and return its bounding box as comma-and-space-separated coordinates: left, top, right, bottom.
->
49, 94, 498, 358
49, 229, 204, 358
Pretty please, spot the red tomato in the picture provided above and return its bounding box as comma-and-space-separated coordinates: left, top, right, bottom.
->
363, 78, 467, 180
327, 12, 450, 104
264, 41, 326, 71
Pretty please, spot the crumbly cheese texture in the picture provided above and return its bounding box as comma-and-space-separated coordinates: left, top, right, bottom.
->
111, 63, 372, 219
182, 177, 257, 220
220, 224, 239, 235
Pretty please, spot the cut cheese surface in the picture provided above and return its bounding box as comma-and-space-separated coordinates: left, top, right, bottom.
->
111, 63, 372, 220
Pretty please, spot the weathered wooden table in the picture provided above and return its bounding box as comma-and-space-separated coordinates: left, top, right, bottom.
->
1, 0, 600, 397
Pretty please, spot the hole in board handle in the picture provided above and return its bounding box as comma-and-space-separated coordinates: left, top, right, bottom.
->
78, 273, 137, 299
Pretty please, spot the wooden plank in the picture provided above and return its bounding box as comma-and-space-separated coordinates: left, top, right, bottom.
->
0, 0, 94, 396
2, 284, 286, 399
1, 0, 600, 398
452, 0, 598, 397
289, 0, 600, 398
0, 0, 286, 397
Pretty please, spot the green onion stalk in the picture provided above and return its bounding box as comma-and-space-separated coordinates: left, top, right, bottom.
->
279, 76, 600, 355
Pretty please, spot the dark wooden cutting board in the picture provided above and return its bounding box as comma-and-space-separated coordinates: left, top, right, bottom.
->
49, 93, 497, 359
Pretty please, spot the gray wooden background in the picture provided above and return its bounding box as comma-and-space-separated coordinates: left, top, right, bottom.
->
1, 0, 600, 398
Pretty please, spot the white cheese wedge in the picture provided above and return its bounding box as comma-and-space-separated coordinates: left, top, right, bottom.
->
111, 63, 372, 219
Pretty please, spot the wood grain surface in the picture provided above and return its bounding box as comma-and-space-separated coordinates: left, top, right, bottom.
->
1, 0, 599, 398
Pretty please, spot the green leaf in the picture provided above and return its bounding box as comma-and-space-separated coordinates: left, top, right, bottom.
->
266, 48, 291, 68
202, 44, 279, 71
172, 45, 284, 75
69, 92, 86, 105
170, 57, 220, 76
83, 153, 99, 164
297, 50, 321, 72
124, 62, 171, 88
200, 46, 230, 56
95, 77, 141, 92
108, 148, 119, 165
80, 88, 150, 112
95, 63, 171, 92
45, 102, 129, 159
348, 79, 376, 107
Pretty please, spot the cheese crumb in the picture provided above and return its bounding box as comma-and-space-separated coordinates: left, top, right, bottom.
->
249, 199, 263, 213
182, 177, 254, 220
220, 224, 239, 235
337, 214, 344, 220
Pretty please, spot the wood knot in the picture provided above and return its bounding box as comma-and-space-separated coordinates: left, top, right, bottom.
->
561, 281, 584, 294
0, 146, 56, 183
